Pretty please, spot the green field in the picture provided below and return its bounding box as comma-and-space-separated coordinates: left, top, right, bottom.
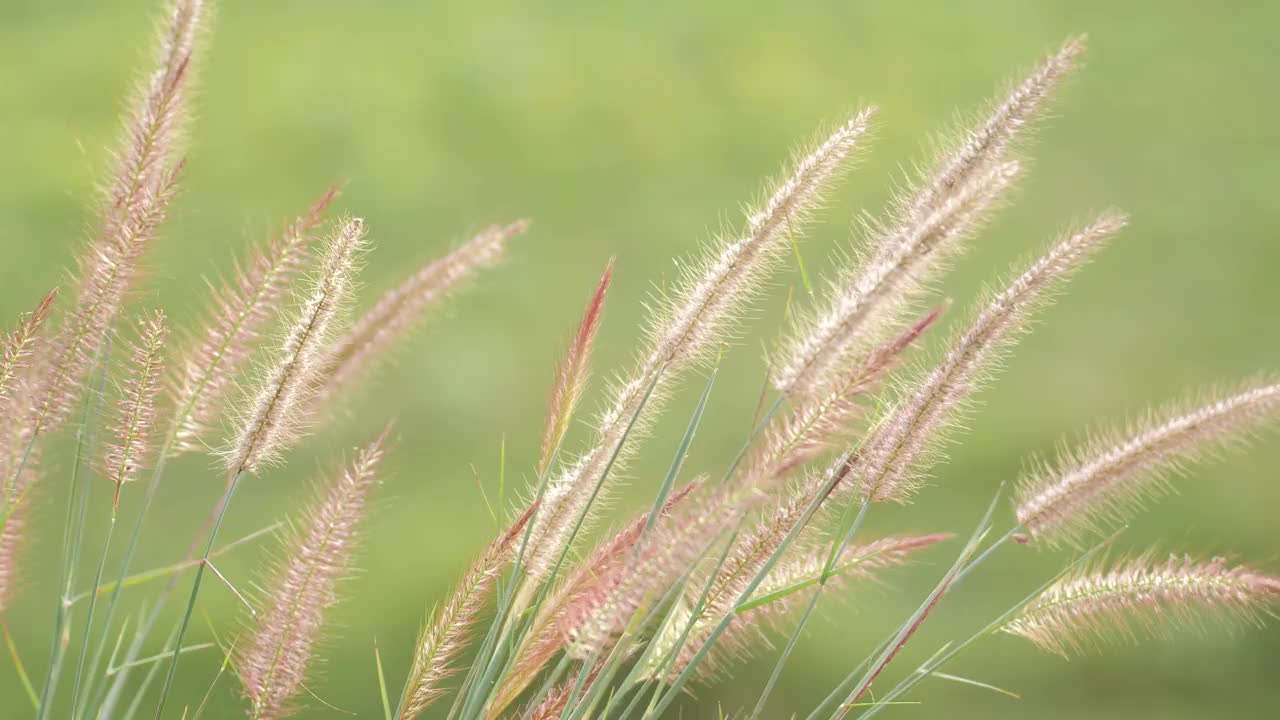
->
1, 0, 1278, 717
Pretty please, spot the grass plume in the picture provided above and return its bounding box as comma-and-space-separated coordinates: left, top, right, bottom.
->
102, 310, 168, 508
237, 434, 388, 719
314, 220, 526, 409
540, 261, 613, 476
1003, 552, 1280, 656
172, 189, 338, 454
397, 504, 538, 719
1015, 381, 1280, 546
852, 213, 1126, 504
227, 218, 367, 476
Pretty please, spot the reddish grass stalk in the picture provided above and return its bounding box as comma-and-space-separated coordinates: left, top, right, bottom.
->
491, 484, 696, 715
539, 261, 613, 476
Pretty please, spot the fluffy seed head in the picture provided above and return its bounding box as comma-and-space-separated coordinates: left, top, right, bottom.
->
314, 220, 526, 410
909, 35, 1085, 220
1003, 552, 1280, 657
852, 213, 1125, 504
1016, 381, 1280, 547
0, 289, 56, 577
237, 434, 387, 720
0, 499, 26, 613
171, 188, 337, 454
490, 484, 697, 715
228, 218, 367, 476
0, 289, 57, 418
101, 309, 168, 506
540, 261, 612, 475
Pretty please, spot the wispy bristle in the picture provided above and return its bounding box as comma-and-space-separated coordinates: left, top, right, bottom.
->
33, 0, 204, 433
523, 681, 574, 720
909, 36, 1086, 220
702, 307, 947, 627
0, 288, 57, 417
171, 188, 337, 454
227, 218, 367, 476
1003, 552, 1280, 657
314, 220, 526, 409
525, 108, 876, 582
101, 310, 168, 507
399, 504, 537, 720
539, 260, 613, 476
853, 213, 1126, 504
1016, 381, 1280, 547
237, 434, 387, 720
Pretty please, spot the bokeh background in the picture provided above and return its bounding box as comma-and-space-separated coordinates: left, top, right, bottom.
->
1, 0, 1277, 717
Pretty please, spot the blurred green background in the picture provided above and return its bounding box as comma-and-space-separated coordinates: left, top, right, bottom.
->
1, 0, 1278, 717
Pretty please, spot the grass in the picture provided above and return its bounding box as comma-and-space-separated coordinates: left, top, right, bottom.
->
1, 1, 1279, 718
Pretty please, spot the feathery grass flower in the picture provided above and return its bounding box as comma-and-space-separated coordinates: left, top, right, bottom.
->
0, 289, 57, 420
777, 38, 1085, 399
172, 188, 338, 454
491, 484, 697, 716
745, 304, 945, 488
33, 0, 204, 433
101, 310, 168, 508
237, 434, 388, 720
1015, 381, 1280, 546
853, 213, 1126, 504
776, 160, 1020, 398
1003, 552, 1280, 656
314, 220, 526, 409
228, 218, 367, 476
539, 261, 613, 476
